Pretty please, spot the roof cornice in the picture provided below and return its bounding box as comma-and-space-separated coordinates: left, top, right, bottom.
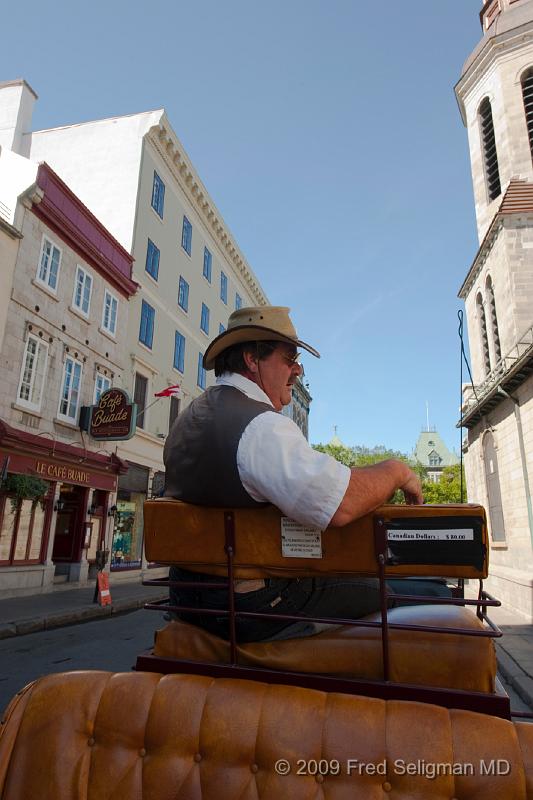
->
455, 25, 533, 124
458, 179, 533, 298
147, 119, 268, 307
32, 163, 138, 299
458, 217, 503, 299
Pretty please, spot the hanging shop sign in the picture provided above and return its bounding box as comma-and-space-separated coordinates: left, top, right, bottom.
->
83, 389, 137, 441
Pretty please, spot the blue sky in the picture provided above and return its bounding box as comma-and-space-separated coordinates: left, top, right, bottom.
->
3, 0, 483, 456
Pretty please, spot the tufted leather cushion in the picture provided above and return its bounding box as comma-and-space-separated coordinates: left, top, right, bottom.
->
153, 604, 497, 693
0, 671, 532, 799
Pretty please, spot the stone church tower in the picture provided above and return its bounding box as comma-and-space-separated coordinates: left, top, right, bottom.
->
456, 0, 533, 618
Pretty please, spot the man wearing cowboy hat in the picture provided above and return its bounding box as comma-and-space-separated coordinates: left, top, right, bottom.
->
164, 306, 423, 642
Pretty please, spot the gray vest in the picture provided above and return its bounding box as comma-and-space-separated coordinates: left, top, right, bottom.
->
163, 385, 273, 506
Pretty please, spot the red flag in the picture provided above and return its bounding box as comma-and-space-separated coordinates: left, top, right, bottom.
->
154, 384, 181, 398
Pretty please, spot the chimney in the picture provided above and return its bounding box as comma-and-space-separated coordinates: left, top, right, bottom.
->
0, 79, 37, 156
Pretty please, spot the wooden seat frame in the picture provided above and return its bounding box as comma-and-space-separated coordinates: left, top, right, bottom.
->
134, 502, 521, 719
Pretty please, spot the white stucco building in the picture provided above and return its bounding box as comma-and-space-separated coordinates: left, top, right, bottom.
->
456, 0, 533, 618
0, 78, 271, 580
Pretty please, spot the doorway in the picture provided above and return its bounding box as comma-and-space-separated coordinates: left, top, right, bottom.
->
52, 484, 87, 564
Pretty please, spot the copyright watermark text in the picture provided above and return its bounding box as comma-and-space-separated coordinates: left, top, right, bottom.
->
274, 758, 511, 780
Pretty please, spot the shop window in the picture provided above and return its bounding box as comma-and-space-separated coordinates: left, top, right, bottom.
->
72, 265, 93, 316
134, 372, 148, 429
58, 356, 83, 423
0, 493, 47, 565
111, 494, 145, 569
17, 333, 49, 412
112, 462, 149, 570
36, 235, 61, 292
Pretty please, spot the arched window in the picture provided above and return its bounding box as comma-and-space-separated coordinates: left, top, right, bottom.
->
476, 292, 491, 376
485, 275, 501, 364
479, 98, 501, 202
483, 431, 506, 542
521, 68, 533, 161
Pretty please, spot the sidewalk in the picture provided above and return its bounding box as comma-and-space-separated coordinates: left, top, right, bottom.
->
0, 580, 168, 639
487, 602, 533, 712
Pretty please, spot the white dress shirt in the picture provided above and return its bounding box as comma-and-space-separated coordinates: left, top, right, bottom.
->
216, 372, 350, 529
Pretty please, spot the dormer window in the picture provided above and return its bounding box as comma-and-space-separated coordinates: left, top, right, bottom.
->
428, 450, 442, 467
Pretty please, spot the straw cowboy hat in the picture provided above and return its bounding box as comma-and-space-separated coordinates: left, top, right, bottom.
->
203, 306, 320, 370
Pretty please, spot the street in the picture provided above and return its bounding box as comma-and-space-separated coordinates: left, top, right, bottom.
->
1, 607, 532, 722
0, 608, 165, 715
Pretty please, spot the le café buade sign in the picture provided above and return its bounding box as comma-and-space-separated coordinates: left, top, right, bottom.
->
84, 389, 137, 441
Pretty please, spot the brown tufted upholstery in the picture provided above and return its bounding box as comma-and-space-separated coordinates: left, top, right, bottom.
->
154, 604, 497, 693
1, 671, 532, 799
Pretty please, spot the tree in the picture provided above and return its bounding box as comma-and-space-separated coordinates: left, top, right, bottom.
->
420, 464, 466, 504
312, 443, 466, 504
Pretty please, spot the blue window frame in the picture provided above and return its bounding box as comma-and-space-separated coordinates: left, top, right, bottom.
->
174, 331, 185, 373
181, 216, 192, 255
200, 303, 210, 335
151, 172, 165, 218
220, 271, 228, 304
139, 300, 155, 349
178, 276, 189, 312
203, 247, 212, 282
219, 323, 225, 335
235, 293, 242, 310
145, 239, 160, 280
197, 352, 206, 389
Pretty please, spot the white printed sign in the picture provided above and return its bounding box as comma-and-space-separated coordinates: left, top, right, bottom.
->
281, 518, 323, 558
387, 528, 474, 542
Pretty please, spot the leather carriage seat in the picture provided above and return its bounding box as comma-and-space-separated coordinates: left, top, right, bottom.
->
2, 671, 532, 800
144, 499, 496, 693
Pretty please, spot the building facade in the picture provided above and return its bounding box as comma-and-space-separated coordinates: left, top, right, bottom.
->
456, 0, 533, 618
413, 429, 458, 484
0, 79, 273, 584
0, 145, 136, 596
281, 377, 312, 439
